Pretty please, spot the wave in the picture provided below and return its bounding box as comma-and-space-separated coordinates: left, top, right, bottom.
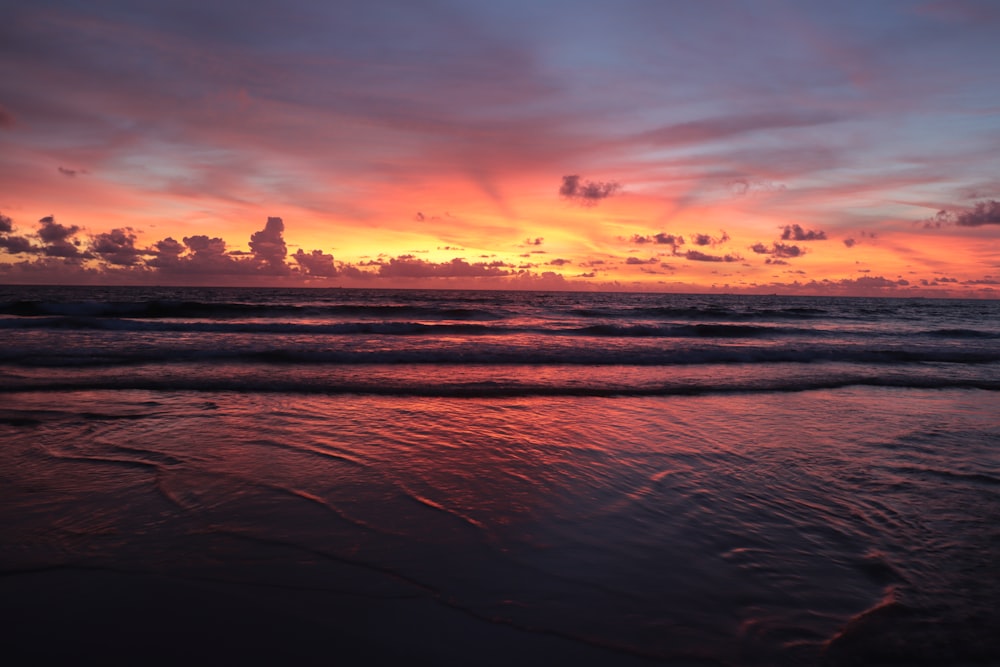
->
0, 299, 503, 321
571, 306, 832, 321
920, 328, 1000, 339
0, 316, 815, 340
3, 342, 999, 367
2, 372, 997, 397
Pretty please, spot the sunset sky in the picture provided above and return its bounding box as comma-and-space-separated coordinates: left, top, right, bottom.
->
2, 0, 999, 295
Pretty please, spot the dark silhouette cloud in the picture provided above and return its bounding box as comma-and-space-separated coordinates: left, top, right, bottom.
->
559, 174, 621, 206
843, 238, 857, 248
632, 233, 685, 252
37, 215, 80, 244
684, 250, 742, 262
625, 256, 657, 265
523, 237, 544, 246
548, 258, 571, 266
781, 224, 827, 241
0, 234, 35, 254
930, 200, 1000, 227
147, 237, 185, 269
176, 235, 237, 274
0, 213, 12, 233
751, 242, 803, 258
378, 256, 511, 278
36, 215, 85, 258
91, 228, 142, 266
184, 235, 228, 256
692, 231, 730, 247
292, 248, 337, 277
249, 216, 288, 272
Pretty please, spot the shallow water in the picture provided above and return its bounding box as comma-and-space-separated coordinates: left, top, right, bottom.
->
2, 387, 998, 665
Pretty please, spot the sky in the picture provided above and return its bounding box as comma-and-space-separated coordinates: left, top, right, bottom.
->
2, 0, 1000, 296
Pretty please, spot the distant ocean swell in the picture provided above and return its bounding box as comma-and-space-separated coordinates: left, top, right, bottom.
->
2, 288, 998, 396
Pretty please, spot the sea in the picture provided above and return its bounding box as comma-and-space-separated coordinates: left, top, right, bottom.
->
1, 285, 998, 666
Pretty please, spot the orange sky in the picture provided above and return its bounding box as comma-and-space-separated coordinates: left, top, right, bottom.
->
2, 1, 999, 296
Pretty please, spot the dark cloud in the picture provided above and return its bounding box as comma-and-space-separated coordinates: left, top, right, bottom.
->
184, 235, 228, 256
378, 256, 511, 279
684, 250, 742, 262
692, 231, 730, 247
147, 237, 185, 269
0, 234, 35, 254
175, 234, 237, 274
781, 224, 827, 241
559, 174, 621, 206
248, 216, 288, 272
0, 213, 11, 233
523, 237, 544, 246
57, 166, 87, 177
751, 242, 803, 258
920, 276, 959, 287
415, 212, 425, 222
36, 215, 85, 258
37, 215, 80, 243
947, 200, 1000, 227
91, 228, 141, 266
548, 258, 571, 266
850, 276, 909, 288
626, 256, 657, 265
843, 238, 857, 248
632, 232, 685, 252
292, 249, 337, 277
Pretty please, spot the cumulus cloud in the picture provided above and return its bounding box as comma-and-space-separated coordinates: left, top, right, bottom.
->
684, 250, 742, 262
751, 242, 804, 258
929, 199, 1000, 227
249, 216, 288, 272
0, 213, 11, 233
781, 224, 827, 241
632, 232, 685, 252
559, 174, 621, 206
292, 248, 337, 277
37, 215, 80, 244
692, 231, 730, 247
0, 228, 39, 255
37, 215, 85, 258
147, 237, 185, 269
176, 234, 236, 274
184, 235, 228, 256
378, 256, 511, 278
91, 228, 142, 266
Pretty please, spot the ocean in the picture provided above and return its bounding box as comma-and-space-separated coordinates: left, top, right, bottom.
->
2, 285, 998, 666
